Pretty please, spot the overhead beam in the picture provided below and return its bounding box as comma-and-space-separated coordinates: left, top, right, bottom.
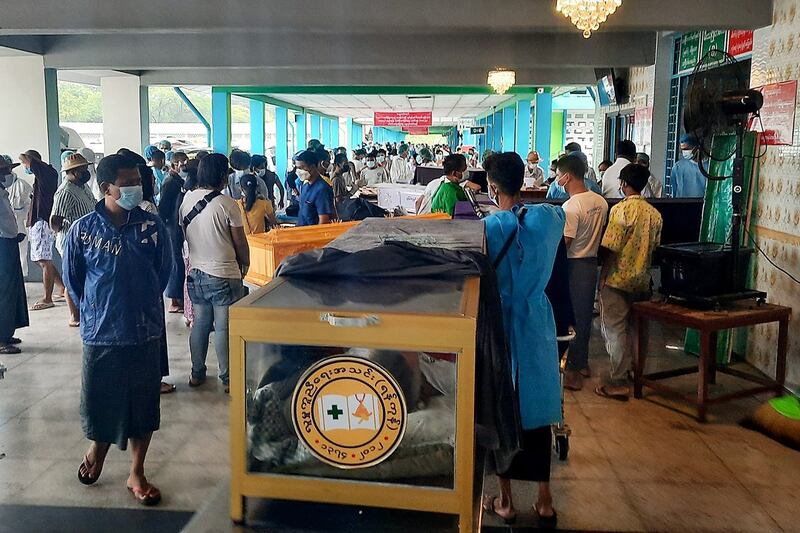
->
40, 32, 656, 70
138, 67, 599, 87
0, 0, 773, 33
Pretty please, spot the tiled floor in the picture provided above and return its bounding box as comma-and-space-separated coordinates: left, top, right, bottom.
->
2, 283, 799, 532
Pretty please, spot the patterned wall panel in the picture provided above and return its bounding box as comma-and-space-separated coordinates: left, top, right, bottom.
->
749, 0, 800, 387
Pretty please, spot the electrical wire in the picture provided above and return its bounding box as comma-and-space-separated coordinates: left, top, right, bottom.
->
744, 229, 800, 285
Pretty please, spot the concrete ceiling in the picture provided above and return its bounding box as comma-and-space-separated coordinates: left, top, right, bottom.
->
0, 0, 774, 87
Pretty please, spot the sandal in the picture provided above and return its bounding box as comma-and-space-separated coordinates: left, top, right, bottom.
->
160, 382, 176, 394
482, 495, 517, 525
77, 454, 103, 485
30, 301, 55, 311
0, 344, 21, 355
594, 385, 630, 402
534, 503, 558, 529
127, 484, 162, 506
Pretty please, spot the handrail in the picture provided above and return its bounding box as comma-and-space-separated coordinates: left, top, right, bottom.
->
173, 87, 212, 148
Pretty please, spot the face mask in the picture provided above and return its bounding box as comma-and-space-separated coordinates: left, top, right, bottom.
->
115, 185, 143, 211
78, 169, 91, 185
234, 169, 245, 179
24, 167, 33, 175
296, 169, 312, 182
415, 155, 423, 164
377, 155, 386, 163
557, 174, 569, 187
1, 173, 15, 188
488, 185, 500, 207
256, 169, 266, 178
682, 149, 695, 160
366, 160, 377, 169
178, 170, 189, 179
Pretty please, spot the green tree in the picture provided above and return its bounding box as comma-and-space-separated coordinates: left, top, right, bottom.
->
58, 82, 103, 122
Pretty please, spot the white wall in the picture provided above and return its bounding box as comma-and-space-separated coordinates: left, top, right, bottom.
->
101, 76, 144, 154
0, 55, 52, 174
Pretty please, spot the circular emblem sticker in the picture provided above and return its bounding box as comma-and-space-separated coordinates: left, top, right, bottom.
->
291, 356, 407, 469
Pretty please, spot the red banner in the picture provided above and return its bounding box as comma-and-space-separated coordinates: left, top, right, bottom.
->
403, 127, 429, 135
374, 112, 432, 127
750, 81, 798, 146
728, 30, 754, 57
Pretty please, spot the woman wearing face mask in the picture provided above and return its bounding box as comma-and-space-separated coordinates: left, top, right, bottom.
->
63, 154, 171, 506
158, 152, 190, 315
237, 173, 277, 234
50, 153, 97, 327
250, 155, 285, 211
0, 156, 28, 355
481, 152, 572, 529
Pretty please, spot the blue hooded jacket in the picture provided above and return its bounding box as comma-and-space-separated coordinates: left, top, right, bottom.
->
63, 201, 172, 346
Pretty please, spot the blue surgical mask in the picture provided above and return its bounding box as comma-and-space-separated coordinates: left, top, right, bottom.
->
682, 149, 695, 160
24, 167, 33, 175
116, 185, 143, 211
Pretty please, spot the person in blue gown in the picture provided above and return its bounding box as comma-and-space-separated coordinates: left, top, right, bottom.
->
670, 134, 707, 198
481, 152, 566, 528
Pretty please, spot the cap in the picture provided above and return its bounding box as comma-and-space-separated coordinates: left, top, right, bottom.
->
0, 154, 20, 171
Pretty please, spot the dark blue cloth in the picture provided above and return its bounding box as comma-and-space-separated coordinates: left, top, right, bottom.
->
164, 224, 184, 300
297, 178, 334, 227
0, 236, 28, 342
63, 201, 172, 346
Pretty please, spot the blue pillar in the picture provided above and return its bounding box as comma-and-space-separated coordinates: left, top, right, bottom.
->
321, 117, 332, 147
295, 113, 306, 152
492, 111, 503, 153
249, 99, 265, 155
43, 68, 62, 172
515, 99, 532, 158
331, 118, 340, 148
211, 88, 231, 155
535, 90, 553, 170
502, 105, 516, 152
354, 124, 363, 146
310, 114, 321, 143
275, 106, 288, 181
346, 118, 355, 150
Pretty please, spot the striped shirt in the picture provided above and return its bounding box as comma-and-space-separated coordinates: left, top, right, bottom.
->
51, 180, 96, 235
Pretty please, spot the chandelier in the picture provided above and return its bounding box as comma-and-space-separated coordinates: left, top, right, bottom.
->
487, 69, 516, 95
556, 0, 622, 38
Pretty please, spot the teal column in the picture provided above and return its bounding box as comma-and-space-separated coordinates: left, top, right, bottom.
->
346, 118, 355, 150
249, 99, 265, 155
331, 118, 340, 147
275, 106, 288, 181
310, 114, 321, 142
139, 85, 150, 156
492, 111, 503, 152
502, 105, 516, 152
515, 99, 532, 158
295, 113, 306, 152
354, 124, 363, 146
321, 117, 331, 147
43, 68, 61, 172
211, 88, 231, 155
535, 90, 553, 171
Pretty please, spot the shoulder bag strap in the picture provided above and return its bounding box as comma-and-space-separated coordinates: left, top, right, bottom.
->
182, 190, 222, 229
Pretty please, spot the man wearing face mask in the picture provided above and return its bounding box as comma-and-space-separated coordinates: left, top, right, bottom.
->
63, 154, 171, 506
524, 151, 545, 188
600, 140, 637, 199
390, 143, 414, 184
0, 156, 28, 354
670, 134, 707, 198
359, 151, 390, 186
20, 149, 66, 312
225, 149, 269, 200
50, 154, 96, 327
430, 154, 469, 217
158, 151, 190, 314
251, 154, 285, 210
377, 148, 391, 173
295, 149, 334, 226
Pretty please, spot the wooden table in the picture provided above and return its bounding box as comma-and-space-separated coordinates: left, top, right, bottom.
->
632, 300, 791, 422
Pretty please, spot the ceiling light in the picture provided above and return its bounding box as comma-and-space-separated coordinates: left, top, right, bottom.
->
556, 0, 622, 38
487, 69, 516, 95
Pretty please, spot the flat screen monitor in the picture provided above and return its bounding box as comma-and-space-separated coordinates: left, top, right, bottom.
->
598, 74, 617, 106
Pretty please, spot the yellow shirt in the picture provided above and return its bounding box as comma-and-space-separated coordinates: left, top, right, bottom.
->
601, 195, 662, 293
237, 198, 273, 235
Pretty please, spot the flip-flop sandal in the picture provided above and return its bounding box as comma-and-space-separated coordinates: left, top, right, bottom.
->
160, 382, 176, 394
77, 454, 102, 485
534, 504, 558, 529
8, 337, 21, 345
53, 293, 65, 301
0, 345, 21, 355
127, 485, 162, 506
167, 308, 184, 314
30, 301, 55, 311
482, 495, 517, 525
595, 385, 630, 402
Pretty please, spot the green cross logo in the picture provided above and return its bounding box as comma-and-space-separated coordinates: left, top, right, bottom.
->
327, 405, 344, 420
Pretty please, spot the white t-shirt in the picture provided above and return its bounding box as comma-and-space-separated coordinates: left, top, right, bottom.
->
600, 157, 631, 199
562, 190, 609, 259
390, 156, 414, 184
417, 176, 446, 215
360, 166, 390, 186
180, 188, 244, 279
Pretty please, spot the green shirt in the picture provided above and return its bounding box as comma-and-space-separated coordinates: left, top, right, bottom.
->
430, 181, 467, 216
